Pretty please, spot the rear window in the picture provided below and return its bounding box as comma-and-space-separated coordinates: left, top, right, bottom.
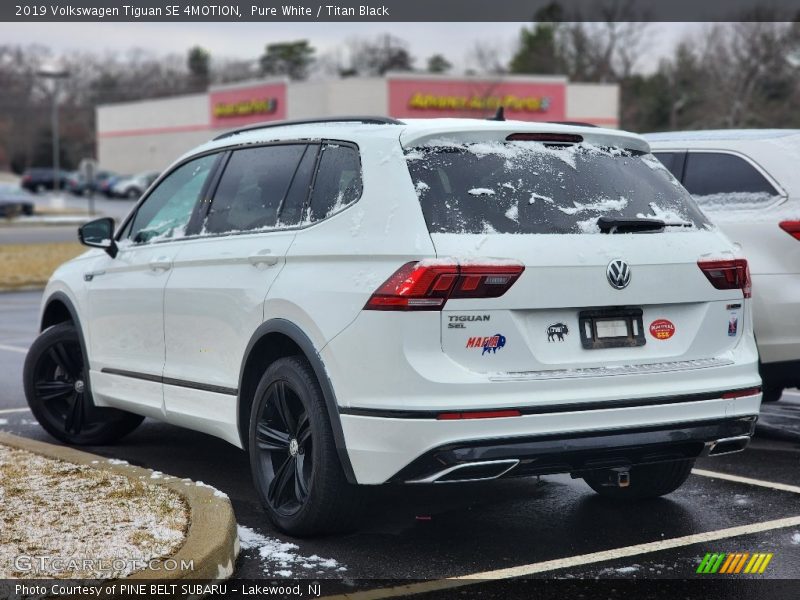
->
406, 141, 709, 234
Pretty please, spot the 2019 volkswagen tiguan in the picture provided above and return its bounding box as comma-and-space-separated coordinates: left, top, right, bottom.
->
25, 117, 762, 535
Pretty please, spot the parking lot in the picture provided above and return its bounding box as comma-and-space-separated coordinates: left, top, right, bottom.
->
1, 290, 799, 594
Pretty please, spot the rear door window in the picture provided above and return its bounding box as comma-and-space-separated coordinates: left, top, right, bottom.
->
307, 143, 362, 222
682, 152, 781, 208
652, 152, 686, 179
406, 141, 708, 234
204, 144, 307, 234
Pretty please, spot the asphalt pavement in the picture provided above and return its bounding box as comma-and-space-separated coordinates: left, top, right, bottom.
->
1, 290, 799, 595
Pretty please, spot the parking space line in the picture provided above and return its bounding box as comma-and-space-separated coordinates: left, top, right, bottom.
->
0, 343, 27, 354
693, 468, 800, 495
323, 470, 800, 599
0, 407, 30, 414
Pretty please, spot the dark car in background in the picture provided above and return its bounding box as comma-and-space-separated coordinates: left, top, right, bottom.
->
20, 168, 71, 193
66, 170, 117, 196
98, 174, 130, 198
0, 183, 35, 217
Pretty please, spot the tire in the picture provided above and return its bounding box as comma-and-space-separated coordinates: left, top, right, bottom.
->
761, 385, 783, 403
583, 459, 694, 500
126, 188, 139, 200
23, 322, 144, 445
249, 356, 363, 536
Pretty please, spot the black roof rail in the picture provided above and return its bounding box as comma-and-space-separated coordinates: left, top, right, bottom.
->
212, 116, 404, 141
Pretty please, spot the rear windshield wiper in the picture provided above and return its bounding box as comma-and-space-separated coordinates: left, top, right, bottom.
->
597, 216, 665, 234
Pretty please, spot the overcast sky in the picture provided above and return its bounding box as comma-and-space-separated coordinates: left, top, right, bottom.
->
0, 22, 700, 74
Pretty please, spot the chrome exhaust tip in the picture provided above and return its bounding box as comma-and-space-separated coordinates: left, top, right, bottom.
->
704, 435, 751, 457
408, 459, 520, 484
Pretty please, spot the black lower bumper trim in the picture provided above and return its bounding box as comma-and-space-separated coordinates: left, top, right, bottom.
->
390, 416, 758, 483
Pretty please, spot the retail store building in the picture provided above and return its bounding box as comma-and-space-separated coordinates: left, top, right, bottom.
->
96, 73, 619, 173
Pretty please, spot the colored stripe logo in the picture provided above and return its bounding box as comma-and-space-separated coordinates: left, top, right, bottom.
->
696, 552, 773, 574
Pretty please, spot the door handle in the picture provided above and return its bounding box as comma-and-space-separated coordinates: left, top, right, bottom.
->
149, 257, 172, 271
248, 249, 279, 267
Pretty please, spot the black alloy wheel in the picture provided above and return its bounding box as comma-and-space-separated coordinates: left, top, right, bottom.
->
254, 379, 313, 516
249, 356, 363, 536
23, 323, 143, 445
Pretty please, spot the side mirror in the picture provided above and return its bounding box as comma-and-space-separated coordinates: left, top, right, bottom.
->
78, 217, 118, 258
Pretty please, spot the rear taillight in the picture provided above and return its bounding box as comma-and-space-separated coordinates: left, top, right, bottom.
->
364, 260, 525, 311
697, 258, 751, 298
779, 221, 800, 240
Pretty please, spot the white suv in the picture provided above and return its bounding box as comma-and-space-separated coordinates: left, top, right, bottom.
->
25, 117, 762, 535
647, 130, 800, 402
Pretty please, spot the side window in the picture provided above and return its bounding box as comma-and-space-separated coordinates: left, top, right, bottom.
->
652, 152, 685, 180
128, 154, 217, 244
307, 143, 362, 222
682, 152, 780, 205
277, 144, 318, 227
204, 144, 306, 234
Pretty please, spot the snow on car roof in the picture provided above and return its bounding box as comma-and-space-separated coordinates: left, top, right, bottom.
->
644, 129, 800, 142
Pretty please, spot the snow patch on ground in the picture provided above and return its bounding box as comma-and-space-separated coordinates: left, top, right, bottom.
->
0, 444, 187, 579
237, 525, 346, 577
791, 532, 800, 545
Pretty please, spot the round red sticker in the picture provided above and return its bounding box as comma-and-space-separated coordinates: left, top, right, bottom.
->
649, 319, 675, 340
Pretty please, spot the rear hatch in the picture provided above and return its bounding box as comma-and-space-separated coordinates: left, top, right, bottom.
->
402, 128, 749, 374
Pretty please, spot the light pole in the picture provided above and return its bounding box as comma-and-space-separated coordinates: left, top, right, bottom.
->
36, 64, 70, 195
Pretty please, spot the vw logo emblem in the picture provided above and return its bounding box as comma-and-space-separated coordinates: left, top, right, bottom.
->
607, 259, 631, 289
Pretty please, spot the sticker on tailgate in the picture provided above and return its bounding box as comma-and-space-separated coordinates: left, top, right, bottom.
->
649, 319, 676, 340
466, 334, 506, 355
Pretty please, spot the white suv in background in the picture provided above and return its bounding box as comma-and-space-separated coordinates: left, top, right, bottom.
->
25, 117, 761, 536
647, 130, 800, 402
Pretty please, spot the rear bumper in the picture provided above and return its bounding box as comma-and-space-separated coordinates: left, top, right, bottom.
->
390, 416, 757, 483
339, 391, 761, 484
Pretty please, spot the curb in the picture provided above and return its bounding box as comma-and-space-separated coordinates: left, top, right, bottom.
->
0, 432, 239, 586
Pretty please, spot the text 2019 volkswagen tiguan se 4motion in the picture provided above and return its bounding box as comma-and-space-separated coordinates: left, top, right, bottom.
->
24, 117, 762, 535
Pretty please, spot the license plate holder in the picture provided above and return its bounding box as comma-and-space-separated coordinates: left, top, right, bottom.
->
579, 308, 646, 349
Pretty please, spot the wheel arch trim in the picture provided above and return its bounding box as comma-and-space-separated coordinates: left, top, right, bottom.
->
238, 318, 357, 483
39, 291, 94, 393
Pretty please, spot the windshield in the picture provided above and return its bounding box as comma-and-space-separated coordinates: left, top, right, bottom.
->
405, 141, 710, 234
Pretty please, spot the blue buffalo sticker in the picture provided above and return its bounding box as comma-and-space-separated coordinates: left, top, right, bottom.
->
466, 334, 506, 355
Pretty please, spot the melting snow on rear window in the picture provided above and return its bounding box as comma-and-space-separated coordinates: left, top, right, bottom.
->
405, 141, 709, 234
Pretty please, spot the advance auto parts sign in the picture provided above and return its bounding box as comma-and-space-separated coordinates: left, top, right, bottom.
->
388, 77, 566, 120
209, 82, 287, 128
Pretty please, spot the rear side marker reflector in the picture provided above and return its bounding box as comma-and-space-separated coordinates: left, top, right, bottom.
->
722, 387, 761, 399
779, 220, 800, 240
437, 410, 522, 420
697, 258, 752, 298
365, 260, 525, 311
